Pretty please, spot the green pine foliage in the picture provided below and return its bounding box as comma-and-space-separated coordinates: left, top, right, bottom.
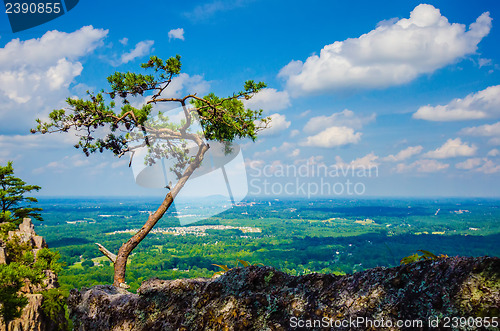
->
0, 239, 64, 322
0, 263, 31, 321
40, 288, 68, 331
32, 55, 268, 161
0, 258, 48, 321
0, 162, 64, 324
34, 248, 64, 274
0, 161, 42, 225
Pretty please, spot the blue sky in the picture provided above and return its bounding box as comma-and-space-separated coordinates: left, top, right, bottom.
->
1, 0, 500, 198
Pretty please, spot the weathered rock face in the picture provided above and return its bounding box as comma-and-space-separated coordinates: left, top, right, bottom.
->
7, 218, 48, 251
0, 240, 6, 264
2, 294, 45, 331
0, 218, 65, 331
68, 256, 499, 331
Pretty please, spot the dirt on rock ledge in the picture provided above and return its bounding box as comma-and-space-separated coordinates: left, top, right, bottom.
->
68, 256, 499, 331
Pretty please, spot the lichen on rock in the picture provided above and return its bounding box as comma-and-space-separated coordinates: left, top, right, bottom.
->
68, 256, 499, 331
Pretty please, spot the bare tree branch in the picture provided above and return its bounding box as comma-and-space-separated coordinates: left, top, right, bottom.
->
95, 243, 117, 264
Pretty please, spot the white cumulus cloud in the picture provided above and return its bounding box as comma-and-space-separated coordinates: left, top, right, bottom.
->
253, 142, 294, 158
119, 40, 154, 65
424, 138, 477, 159
414, 85, 500, 121
476, 160, 500, 174
461, 121, 500, 136
257, 113, 291, 136
299, 110, 311, 118
0, 26, 107, 68
487, 149, 499, 157
0, 26, 108, 132
243, 88, 291, 113
456, 158, 483, 170
303, 109, 375, 133
396, 159, 449, 173
289, 149, 300, 157
162, 73, 210, 98
300, 126, 362, 148
383, 145, 423, 162
335, 152, 379, 169
168, 28, 185, 41
279, 4, 491, 95
454, 157, 500, 173
479, 58, 492, 67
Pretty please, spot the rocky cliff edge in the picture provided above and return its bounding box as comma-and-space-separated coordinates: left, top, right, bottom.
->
68, 256, 499, 330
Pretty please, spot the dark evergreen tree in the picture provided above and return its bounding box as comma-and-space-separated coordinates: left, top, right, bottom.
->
0, 161, 42, 226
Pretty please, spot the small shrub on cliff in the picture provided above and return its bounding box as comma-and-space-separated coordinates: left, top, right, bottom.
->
212, 259, 264, 277
0, 262, 42, 321
400, 249, 448, 265
40, 288, 68, 330
34, 248, 64, 274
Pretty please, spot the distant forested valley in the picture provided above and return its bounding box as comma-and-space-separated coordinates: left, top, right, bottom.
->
34, 197, 500, 292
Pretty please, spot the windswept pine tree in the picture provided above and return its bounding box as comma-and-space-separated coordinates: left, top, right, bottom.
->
33, 55, 269, 287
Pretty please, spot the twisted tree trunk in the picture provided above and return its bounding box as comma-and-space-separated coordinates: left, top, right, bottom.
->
98, 143, 209, 287
113, 193, 175, 286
